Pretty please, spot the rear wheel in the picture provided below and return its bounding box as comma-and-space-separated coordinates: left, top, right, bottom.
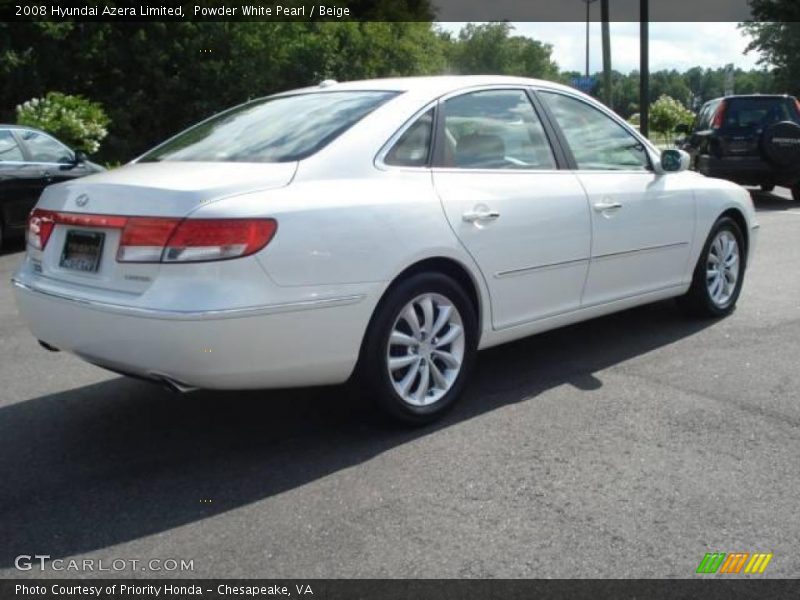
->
358, 272, 477, 425
678, 216, 745, 318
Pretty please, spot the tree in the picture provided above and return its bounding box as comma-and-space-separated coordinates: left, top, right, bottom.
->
447, 23, 559, 80
0, 19, 446, 162
741, 0, 800, 96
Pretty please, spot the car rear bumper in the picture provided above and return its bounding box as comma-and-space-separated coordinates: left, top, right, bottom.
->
11, 273, 379, 390
698, 155, 800, 186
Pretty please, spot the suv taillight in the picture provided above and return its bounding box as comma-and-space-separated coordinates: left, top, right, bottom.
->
26, 209, 277, 263
711, 100, 727, 129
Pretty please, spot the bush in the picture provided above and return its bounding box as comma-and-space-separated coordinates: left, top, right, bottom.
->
649, 95, 694, 145
16, 92, 110, 154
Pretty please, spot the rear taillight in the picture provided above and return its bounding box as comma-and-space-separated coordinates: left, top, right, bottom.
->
711, 100, 727, 129
162, 219, 277, 263
26, 209, 277, 263
27, 209, 56, 250
118, 218, 277, 263
118, 218, 181, 262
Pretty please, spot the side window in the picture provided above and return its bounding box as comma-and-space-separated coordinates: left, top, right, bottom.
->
541, 92, 650, 171
0, 130, 25, 162
440, 89, 556, 170
385, 108, 433, 167
18, 130, 73, 163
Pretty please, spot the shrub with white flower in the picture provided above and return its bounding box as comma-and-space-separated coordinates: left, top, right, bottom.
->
649, 95, 695, 146
16, 92, 110, 154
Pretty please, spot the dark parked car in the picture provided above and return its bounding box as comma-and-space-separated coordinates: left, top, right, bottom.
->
0, 125, 104, 249
679, 94, 800, 201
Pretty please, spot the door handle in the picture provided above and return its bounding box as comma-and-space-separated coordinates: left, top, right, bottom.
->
462, 209, 500, 223
593, 201, 623, 211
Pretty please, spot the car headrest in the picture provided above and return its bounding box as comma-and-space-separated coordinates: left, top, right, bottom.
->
455, 133, 505, 168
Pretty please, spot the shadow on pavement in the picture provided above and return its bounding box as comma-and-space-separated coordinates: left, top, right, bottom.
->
0, 300, 715, 567
750, 189, 797, 212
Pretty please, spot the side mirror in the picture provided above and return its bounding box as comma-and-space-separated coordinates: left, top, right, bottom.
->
656, 149, 691, 174
675, 123, 690, 134
73, 150, 88, 164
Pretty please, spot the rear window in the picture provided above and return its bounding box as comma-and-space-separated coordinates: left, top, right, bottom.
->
724, 97, 800, 129
139, 90, 399, 163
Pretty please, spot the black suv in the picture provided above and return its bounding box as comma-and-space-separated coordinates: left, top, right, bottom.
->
679, 95, 800, 201
0, 125, 104, 249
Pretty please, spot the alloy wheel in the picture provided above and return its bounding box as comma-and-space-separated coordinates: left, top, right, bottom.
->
386, 293, 465, 406
706, 229, 740, 308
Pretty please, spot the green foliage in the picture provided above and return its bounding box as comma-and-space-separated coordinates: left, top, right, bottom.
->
649, 95, 695, 144
741, 0, 800, 96
446, 23, 559, 80
0, 21, 453, 162
15, 92, 109, 153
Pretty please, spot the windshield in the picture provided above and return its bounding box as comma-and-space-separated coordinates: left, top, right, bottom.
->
139, 90, 399, 163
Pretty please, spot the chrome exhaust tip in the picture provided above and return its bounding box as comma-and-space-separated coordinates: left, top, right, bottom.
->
150, 372, 197, 394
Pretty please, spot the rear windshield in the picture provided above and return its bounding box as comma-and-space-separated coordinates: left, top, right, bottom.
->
139, 90, 399, 163
724, 97, 800, 129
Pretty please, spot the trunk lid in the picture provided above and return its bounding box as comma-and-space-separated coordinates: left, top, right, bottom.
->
31, 161, 295, 294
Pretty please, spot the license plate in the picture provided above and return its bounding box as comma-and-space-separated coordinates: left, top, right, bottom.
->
60, 230, 105, 273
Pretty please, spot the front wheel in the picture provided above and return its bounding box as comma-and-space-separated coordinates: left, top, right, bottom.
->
678, 216, 746, 318
357, 272, 478, 425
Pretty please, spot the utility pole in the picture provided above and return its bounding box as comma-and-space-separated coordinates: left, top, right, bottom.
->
640, 0, 650, 137
584, 0, 598, 78
601, 0, 612, 108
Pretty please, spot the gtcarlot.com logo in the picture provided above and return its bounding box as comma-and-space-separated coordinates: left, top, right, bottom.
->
15, 554, 194, 572
696, 552, 773, 575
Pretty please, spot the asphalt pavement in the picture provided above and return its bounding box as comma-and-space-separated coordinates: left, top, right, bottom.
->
1, 188, 799, 578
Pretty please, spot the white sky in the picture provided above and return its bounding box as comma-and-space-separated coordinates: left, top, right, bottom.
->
438, 22, 766, 74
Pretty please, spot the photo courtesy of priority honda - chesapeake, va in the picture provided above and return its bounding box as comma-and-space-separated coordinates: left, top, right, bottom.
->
12, 76, 758, 423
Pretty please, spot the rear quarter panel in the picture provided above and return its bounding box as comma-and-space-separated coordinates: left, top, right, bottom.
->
187, 171, 493, 334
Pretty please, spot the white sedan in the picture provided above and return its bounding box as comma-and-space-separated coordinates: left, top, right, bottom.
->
12, 76, 758, 423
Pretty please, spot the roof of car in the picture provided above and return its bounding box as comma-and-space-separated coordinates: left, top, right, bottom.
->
279, 75, 575, 96
706, 94, 795, 104
0, 124, 41, 131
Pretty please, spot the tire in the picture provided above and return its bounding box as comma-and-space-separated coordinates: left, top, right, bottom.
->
760, 183, 775, 193
357, 272, 478, 425
678, 216, 746, 318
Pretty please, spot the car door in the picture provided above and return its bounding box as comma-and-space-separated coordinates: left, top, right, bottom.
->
0, 129, 44, 233
432, 88, 591, 330
538, 90, 695, 307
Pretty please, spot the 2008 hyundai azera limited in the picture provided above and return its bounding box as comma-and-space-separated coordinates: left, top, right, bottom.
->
12, 76, 758, 423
